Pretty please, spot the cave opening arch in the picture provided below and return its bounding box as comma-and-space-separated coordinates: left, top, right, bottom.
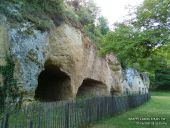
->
34, 65, 72, 102
77, 78, 107, 98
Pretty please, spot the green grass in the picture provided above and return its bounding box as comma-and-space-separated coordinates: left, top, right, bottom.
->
150, 91, 170, 96
90, 92, 170, 128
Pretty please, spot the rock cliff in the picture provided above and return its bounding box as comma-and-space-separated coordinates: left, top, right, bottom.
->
123, 68, 150, 95
0, 15, 149, 105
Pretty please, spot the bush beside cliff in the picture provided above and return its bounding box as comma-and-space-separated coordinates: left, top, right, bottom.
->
0, 0, 66, 30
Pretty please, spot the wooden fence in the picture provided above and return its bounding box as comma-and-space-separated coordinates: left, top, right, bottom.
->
0, 94, 150, 128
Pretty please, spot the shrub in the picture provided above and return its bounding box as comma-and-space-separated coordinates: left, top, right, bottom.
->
64, 4, 80, 26
0, 0, 65, 30
155, 66, 170, 90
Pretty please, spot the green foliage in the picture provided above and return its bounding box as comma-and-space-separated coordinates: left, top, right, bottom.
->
64, 4, 79, 25
65, 0, 104, 41
0, 0, 103, 33
65, 0, 100, 27
0, 0, 65, 30
23, 0, 66, 30
99, 0, 170, 89
150, 91, 170, 96
76, 6, 94, 25
92, 92, 170, 128
100, 24, 139, 67
136, 0, 170, 28
155, 66, 170, 90
100, 21, 169, 67
97, 16, 109, 35
83, 24, 103, 45
0, 0, 106, 47
75, 0, 100, 25
0, 56, 21, 107
134, 0, 170, 47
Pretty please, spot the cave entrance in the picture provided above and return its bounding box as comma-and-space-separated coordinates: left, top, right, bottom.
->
34, 66, 71, 102
77, 78, 107, 98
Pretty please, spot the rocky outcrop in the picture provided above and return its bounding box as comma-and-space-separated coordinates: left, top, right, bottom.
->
122, 68, 150, 95
0, 15, 149, 104
39, 24, 123, 100
0, 19, 125, 104
9, 22, 48, 103
105, 54, 124, 95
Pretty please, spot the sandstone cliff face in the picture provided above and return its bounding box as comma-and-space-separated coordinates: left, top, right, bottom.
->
0, 20, 124, 104
0, 15, 149, 104
41, 24, 122, 100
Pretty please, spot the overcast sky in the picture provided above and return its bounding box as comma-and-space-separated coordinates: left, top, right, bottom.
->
94, 0, 144, 25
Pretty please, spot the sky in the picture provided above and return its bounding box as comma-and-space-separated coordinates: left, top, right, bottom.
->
94, 0, 144, 26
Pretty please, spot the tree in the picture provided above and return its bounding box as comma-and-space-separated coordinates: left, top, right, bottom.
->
66, 0, 100, 25
155, 65, 170, 90
97, 16, 109, 35
101, 0, 170, 66
100, 0, 170, 89
135, 0, 170, 29
100, 23, 137, 67
134, 0, 170, 47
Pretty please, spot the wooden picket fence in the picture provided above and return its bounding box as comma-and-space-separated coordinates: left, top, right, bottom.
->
0, 94, 150, 128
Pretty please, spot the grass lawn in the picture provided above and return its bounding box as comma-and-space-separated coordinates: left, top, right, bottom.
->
90, 91, 170, 128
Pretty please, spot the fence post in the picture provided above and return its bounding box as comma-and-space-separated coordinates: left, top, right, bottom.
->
65, 103, 69, 128
0, 94, 151, 128
29, 120, 33, 128
37, 110, 41, 128
2, 113, 9, 128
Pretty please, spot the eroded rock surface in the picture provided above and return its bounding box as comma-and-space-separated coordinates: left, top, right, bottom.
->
45, 24, 121, 100
123, 68, 150, 94
0, 15, 150, 104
